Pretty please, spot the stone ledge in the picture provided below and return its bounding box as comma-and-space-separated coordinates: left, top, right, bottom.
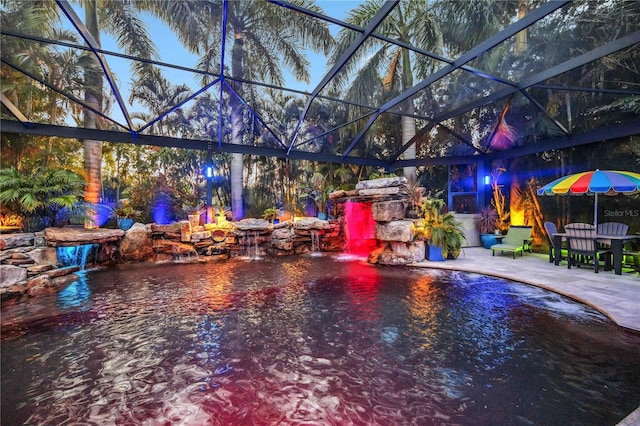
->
44, 227, 125, 247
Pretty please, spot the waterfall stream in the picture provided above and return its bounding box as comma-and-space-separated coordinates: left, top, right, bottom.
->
56, 244, 98, 270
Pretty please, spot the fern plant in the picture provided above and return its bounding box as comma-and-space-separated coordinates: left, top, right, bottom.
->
0, 167, 84, 231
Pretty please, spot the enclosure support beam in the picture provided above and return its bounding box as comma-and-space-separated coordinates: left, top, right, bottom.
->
342, 0, 569, 160
286, 0, 398, 155
0, 120, 387, 168
56, 0, 135, 136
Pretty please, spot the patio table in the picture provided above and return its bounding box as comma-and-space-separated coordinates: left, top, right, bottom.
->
553, 233, 639, 275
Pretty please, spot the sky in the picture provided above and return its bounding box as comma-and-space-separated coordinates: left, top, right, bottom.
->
79, 1, 364, 124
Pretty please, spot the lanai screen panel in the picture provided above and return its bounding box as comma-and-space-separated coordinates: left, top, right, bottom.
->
1, 0, 638, 166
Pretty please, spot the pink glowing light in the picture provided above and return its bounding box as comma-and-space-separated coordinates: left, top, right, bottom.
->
343, 201, 379, 255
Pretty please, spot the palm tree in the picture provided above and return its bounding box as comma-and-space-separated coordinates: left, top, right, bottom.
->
329, 0, 443, 184
142, 0, 333, 220
78, 0, 158, 226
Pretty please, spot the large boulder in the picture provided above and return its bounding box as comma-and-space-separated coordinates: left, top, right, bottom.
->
0, 265, 27, 287
294, 218, 328, 230
26, 247, 58, 265
153, 240, 197, 257
372, 200, 406, 222
357, 187, 402, 197
119, 223, 154, 261
44, 227, 124, 247
272, 227, 295, 239
388, 241, 425, 263
375, 220, 414, 242
0, 233, 34, 249
355, 177, 407, 190
376, 251, 414, 266
234, 218, 272, 231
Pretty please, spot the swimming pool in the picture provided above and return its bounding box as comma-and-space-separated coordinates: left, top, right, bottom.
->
2, 255, 639, 424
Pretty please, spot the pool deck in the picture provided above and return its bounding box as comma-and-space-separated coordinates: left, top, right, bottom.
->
411, 247, 640, 332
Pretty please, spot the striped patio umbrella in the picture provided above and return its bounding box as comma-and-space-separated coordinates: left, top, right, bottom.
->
537, 169, 640, 226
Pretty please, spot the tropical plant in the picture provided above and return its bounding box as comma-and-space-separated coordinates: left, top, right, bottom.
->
405, 178, 425, 218
142, 1, 333, 220
300, 172, 333, 215
477, 205, 498, 234
490, 166, 511, 232
114, 205, 142, 220
56, 1, 157, 225
0, 166, 85, 231
419, 197, 465, 258
183, 202, 205, 217
261, 207, 278, 223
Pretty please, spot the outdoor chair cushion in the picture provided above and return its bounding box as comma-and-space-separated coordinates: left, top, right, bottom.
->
565, 223, 611, 273
491, 226, 533, 259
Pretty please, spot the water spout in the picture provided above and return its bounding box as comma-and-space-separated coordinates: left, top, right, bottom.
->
310, 230, 322, 256
251, 231, 263, 261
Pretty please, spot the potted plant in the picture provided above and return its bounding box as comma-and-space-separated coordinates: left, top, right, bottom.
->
477, 205, 500, 249
262, 207, 278, 223
421, 197, 466, 260
184, 203, 204, 229
114, 205, 142, 230
301, 173, 333, 220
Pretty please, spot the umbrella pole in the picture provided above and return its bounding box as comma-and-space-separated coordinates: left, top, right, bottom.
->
594, 192, 598, 228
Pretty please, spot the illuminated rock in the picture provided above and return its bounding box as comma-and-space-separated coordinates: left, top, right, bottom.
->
372, 200, 406, 222
0, 265, 27, 287
377, 251, 414, 265
44, 227, 124, 247
119, 223, 154, 261
375, 220, 413, 242
355, 177, 407, 190
234, 218, 272, 231
294, 218, 328, 230
357, 187, 402, 197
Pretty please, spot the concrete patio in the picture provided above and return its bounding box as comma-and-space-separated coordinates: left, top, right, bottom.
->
411, 247, 640, 332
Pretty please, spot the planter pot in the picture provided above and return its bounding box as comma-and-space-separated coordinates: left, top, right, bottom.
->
427, 244, 445, 261
317, 212, 328, 220
273, 218, 280, 224
480, 233, 499, 249
117, 217, 134, 231
188, 214, 200, 229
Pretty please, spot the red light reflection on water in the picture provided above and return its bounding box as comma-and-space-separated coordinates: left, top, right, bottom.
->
343, 201, 379, 255
343, 260, 383, 321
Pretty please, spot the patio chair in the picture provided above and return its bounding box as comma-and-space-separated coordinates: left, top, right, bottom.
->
491, 226, 533, 259
565, 223, 611, 273
544, 221, 566, 263
597, 222, 629, 236
596, 222, 629, 249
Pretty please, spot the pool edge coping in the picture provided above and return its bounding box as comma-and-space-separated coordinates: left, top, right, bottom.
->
408, 259, 640, 333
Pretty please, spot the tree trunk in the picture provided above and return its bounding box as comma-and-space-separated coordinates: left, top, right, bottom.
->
230, 153, 243, 220
230, 26, 245, 220
83, 1, 103, 227
401, 102, 416, 183
515, 1, 529, 55
401, 48, 417, 183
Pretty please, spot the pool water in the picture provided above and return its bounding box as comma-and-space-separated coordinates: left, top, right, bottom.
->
2, 255, 639, 425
